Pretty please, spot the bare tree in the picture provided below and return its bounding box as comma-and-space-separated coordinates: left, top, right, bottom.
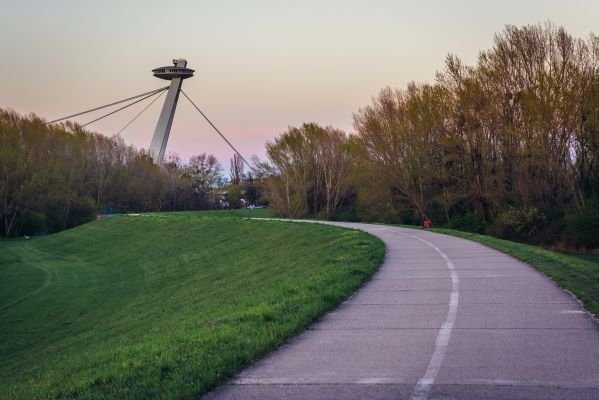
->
229, 153, 245, 185
265, 123, 351, 218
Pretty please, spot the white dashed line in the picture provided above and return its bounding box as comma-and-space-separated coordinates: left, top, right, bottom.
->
405, 234, 460, 400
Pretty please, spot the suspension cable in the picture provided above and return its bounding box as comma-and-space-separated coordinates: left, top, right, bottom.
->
46, 86, 169, 125
115, 89, 166, 136
73, 90, 165, 131
180, 89, 254, 171
75, 88, 168, 131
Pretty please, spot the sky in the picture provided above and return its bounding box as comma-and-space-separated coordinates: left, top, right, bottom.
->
1, 0, 597, 167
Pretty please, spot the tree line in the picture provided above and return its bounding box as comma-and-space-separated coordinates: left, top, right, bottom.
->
2, 23, 597, 249
259, 23, 599, 249
0, 111, 250, 238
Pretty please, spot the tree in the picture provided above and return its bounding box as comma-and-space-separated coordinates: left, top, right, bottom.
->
230, 153, 244, 185
186, 153, 223, 209
352, 84, 449, 223
0, 110, 226, 237
265, 123, 351, 218
348, 22, 599, 246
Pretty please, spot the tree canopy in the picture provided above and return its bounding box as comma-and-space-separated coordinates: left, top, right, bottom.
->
259, 23, 599, 249
0, 111, 225, 238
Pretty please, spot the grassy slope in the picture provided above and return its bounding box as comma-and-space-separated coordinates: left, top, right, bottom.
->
431, 228, 599, 317
0, 211, 384, 399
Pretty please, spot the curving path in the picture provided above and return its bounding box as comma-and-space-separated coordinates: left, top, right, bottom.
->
203, 222, 599, 400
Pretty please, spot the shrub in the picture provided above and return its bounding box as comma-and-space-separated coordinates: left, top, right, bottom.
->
448, 212, 485, 233
227, 184, 243, 209
564, 200, 599, 249
330, 208, 361, 222
493, 206, 547, 243
399, 209, 420, 226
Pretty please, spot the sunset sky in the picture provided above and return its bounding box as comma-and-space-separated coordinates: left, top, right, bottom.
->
1, 0, 597, 167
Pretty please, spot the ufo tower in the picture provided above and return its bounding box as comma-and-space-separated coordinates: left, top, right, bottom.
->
149, 59, 194, 163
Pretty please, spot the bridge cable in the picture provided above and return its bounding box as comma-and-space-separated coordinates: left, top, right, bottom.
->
115, 89, 166, 136
45, 86, 169, 125
75, 88, 168, 131
180, 89, 254, 172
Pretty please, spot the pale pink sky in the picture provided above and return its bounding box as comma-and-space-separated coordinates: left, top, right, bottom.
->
1, 1, 597, 167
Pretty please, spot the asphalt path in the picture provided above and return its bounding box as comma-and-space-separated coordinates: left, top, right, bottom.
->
203, 222, 599, 400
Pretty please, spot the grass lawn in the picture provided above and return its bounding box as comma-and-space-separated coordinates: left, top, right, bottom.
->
431, 228, 599, 317
0, 211, 384, 399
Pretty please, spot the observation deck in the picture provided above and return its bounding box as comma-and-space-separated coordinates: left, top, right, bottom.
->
152, 59, 194, 80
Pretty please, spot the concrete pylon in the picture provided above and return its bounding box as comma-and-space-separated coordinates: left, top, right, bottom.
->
149, 59, 194, 163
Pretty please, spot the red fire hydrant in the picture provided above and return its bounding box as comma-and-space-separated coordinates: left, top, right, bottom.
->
423, 218, 431, 229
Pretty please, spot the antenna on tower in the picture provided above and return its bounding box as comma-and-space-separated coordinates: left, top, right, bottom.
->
148, 59, 194, 163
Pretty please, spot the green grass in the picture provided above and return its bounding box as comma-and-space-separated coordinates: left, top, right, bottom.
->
173, 207, 273, 219
0, 211, 384, 399
432, 228, 599, 317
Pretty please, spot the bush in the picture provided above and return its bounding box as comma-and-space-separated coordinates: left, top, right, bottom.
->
427, 200, 448, 227
448, 212, 485, 233
330, 208, 361, 222
227, 184, 243, 209
19, 211, 48, 236
564, 200, 599, 249
398, 209, 420, 225
493, 206, 547, 243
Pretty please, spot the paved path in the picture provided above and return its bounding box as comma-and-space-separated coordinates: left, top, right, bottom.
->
203, 222, 599, 400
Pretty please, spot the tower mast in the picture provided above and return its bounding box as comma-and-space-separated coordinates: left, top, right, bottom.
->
149, 59, 194, 163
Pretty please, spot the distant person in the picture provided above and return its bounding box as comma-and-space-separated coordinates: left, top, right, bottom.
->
423, 218, 431, 229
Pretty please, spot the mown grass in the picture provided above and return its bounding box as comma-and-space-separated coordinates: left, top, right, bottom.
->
432, 227, 599, 317
0, 211, 384, 399
175, 208, 273, 219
